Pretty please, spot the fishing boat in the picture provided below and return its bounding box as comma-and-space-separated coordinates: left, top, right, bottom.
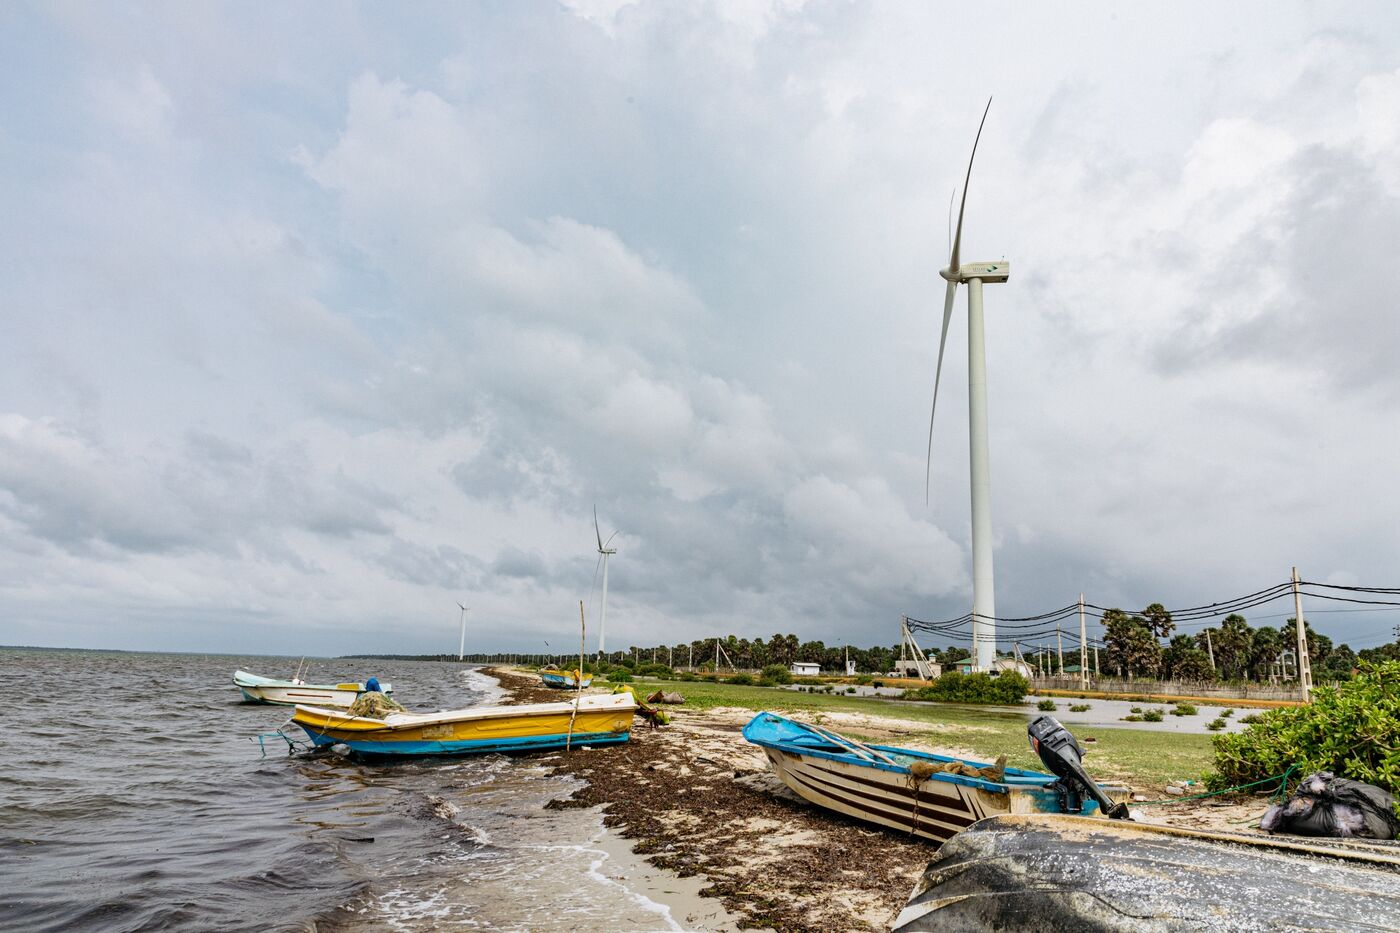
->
742, 712, 1130, 844
233, 669, 391, 708
291, 692, 637, 756
539, 667, 593, 689
893, 813, 1400, 930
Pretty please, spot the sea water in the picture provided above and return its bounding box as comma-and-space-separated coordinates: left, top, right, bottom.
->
0, 649, 683, 932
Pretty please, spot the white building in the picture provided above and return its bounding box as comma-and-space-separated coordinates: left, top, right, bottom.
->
790, 662, 821, 677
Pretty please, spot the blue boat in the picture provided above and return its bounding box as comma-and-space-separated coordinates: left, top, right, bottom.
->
743, 712, 1130, 844
539, 668, 593, 689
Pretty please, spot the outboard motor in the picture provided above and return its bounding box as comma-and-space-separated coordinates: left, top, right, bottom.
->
1028, 715, 1129, 820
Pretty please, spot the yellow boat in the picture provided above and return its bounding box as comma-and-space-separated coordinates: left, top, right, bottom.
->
291, 692, 637, 757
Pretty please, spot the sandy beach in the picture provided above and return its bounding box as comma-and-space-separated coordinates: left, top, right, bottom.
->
487, 668, 1282, 932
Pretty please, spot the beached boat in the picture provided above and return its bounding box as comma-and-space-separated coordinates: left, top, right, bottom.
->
893, 813, 1400, 930
233, 669, 391, 708
743, 712, 1129, 844
539, 668, 593, 689
291, 692, 637, 756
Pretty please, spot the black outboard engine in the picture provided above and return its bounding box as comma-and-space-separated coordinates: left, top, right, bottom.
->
1028, 715, 1129, 820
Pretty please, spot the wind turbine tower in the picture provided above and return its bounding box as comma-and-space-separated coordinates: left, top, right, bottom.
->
457, 602, 470, 661
926, 99, 1008, 673
593, 507, 619, 658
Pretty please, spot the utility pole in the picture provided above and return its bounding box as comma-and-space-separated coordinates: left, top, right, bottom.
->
668, 646, 673, 668
1205, 629, 1215, 671
688, 644, 693, 670
1056, 626, 1064, 678
1078, 594, 1088, 689
1292, 567, 1312, 702
1093, 646, 1099, 676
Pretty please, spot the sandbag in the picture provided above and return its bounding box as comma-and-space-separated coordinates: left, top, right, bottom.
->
1261, 772, 1399, 840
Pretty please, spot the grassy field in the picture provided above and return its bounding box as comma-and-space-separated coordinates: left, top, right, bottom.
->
629, 677, 1215, 788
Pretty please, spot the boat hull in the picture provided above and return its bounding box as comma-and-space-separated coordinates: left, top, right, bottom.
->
745, 712, 1128, 845
232, 670, 390, 708
292, 693, 636, 757
893, 814, 1400, 931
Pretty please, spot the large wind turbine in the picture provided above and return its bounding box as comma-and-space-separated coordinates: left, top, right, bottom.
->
593, 507, 619, 658
456, 602, 470, 661
926, 98, 1008, 673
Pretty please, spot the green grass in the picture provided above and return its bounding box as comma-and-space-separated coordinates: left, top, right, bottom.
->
631, 677, 1213, 787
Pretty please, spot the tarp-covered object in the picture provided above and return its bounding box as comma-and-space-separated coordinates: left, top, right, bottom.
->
1262, 771, 1399, 840
894, 814, 1400, 932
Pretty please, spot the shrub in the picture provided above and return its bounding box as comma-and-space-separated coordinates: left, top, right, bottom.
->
760, 664, 792, 685
1221, 709, 1234, 718
1130, 706, 1143, 714
1206, 718, 1227, 731
1211, 661, 1400, 800
1171, 703, 1198, 717
607, 671, 634, 683
1122, 714, 1143, 722
1037, 699, 1058, 712
1069, 703, 1091, 712
678, 672, 699, 682
1141, 709, 1164, 723
854, 674, 874, 686
871, 680, 884, 688
908, 670, 1028, 705
846, 686, 857, 694
637, 663, 674, 678
1239, 713, 1261, 724
726, 673, 755, 686
793, 676, 823, 686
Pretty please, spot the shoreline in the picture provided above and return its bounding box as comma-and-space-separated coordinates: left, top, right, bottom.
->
487, 668, 939, 932
483, 668, 1274, 931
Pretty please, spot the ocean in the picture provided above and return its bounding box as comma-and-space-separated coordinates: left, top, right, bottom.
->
0, 648, 690, 932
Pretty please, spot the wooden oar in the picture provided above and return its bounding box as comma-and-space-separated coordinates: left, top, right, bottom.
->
806, 721, 900, 767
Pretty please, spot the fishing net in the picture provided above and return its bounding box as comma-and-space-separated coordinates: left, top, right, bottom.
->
347, 691, 407, 719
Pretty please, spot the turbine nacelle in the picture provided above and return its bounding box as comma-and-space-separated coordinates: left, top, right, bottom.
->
940, 261, 1010, 284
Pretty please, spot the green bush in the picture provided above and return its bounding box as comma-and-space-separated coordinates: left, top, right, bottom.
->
726, 673, 755, 686
1130, 706, 1143, 714
854, 674, 874, 686
1239, 712, 1261, 724
1037, 699, 1058, 712
1206, 718, 1226, 731
637, 663, 674, 678
1141, 709, 1164, 723
1069, 703, 1091, 712
793, 676, 823, 686
1221, 709, 1234, 718
606, 671, 634, 683
760, 664, 792, 685
1122, 714, 1143, 722
908, 671, 1029, 705
1211, 662, 1400, 801
1170, 703, 1198, 717
845, 686, 857, 694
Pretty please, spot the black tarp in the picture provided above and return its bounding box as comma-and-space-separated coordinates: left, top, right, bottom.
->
894, 814, 1400, 932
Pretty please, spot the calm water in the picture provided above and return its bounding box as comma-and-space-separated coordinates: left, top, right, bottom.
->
0, 649, 681, 932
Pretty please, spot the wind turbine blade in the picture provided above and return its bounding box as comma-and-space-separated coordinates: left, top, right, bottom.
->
925, 278, 959, 503
593, 505, 604, 552
604, 530, 619, 549
948, 97, 992, 275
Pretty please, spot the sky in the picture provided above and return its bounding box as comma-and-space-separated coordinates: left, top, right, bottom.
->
2, 1, 1399, 657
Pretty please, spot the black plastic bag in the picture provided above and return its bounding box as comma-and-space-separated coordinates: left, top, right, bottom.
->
1261, 771, 1399, 840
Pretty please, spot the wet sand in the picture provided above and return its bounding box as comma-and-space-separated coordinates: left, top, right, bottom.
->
487, 669, 1277, 931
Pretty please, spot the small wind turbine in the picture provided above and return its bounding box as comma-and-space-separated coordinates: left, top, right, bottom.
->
593, 506, 619, 659
456, 602, 470, 661
925, 98, 1008, 674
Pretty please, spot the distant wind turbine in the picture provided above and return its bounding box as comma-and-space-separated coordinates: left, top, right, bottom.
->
593, 507, 619, 658
925, 98, 1008, 674
456, 602, 470, 661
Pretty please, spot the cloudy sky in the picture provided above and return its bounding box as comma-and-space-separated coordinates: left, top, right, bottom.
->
3, 1, 1399, 656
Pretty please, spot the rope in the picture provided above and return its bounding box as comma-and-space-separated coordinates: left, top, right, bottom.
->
1130, 764, 1299, 807
251, 720, 316, 758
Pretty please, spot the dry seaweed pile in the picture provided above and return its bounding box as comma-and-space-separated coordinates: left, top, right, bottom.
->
485, 668, 934, 932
